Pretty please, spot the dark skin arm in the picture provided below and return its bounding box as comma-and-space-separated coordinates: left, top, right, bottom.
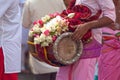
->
72, 16, 114, 41
63, 0, 71, 8
108, 0, 120, 30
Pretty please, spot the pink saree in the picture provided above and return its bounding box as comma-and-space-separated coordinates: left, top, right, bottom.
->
56, 38, 101, 80
98, 30, 120, 80
56, 0, 102, 80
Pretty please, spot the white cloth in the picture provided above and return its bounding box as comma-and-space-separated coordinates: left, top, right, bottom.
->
22, 0, 66, 74
29, 54, 59, 74
19, 0, 25, 4
0, 0, 22, 73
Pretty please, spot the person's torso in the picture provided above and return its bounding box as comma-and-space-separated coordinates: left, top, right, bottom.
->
75, 0, 102, 43
29, 0, 66, 23
0, 0, 21, 45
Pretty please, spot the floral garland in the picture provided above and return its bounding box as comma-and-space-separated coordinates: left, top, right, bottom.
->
60, 0, 102, 43
29, 13, 69, 47
29, 0, 102, 47
61, 4, 92, 43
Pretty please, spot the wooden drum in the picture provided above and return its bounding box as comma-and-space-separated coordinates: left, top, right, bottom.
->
28, 32, 83, 67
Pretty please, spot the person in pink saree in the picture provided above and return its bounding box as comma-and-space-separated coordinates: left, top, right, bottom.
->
98, 0, 120, 80
56, 0, 116, 80
98, 29, 120, 80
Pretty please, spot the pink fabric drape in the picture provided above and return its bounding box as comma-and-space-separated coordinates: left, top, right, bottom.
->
98, 37, 120, 80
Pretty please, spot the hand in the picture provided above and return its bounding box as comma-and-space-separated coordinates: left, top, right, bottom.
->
109, 23, 120, 30
71, 23, 90, 41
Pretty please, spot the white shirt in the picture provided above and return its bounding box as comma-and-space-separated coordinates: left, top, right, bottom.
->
19, 0, 25, 4
0, 0, 22, 73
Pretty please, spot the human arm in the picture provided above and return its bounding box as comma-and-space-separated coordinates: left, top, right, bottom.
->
22, 0, 32, 29
104, 0, 120, 30
109, 0, 120, 30
72, 16, 114, 40
63, 0, 71, 8
72, 0, 116, 41
115, 0, 120, 24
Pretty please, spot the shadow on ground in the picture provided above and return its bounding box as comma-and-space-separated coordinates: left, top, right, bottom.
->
18, 73, 35, 80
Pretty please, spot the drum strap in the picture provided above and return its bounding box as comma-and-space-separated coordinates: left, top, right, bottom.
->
43, 47, 57, 66
27, 41, 34, 45
27, 41, 56, 64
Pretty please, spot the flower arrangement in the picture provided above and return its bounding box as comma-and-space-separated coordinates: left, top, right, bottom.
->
61, 2, 102, 43
61, 4, 92, 43
29, 13, 69, 47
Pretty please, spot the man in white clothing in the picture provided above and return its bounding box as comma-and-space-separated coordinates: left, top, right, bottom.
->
0, 0, 21, 80
22, 0, 66, 80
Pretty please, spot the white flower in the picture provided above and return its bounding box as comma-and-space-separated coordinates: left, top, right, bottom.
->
45, 24, 52, 31
41, 42, 49, 47
40, 27, 47, 33
55, 16, 62, 21
46, 36, 53, 43
30, 13, 69, 47
32, 25, 41, 33
68, 13, 75, 18
29, 30, 34, 37
41, 15, 50, 23
54, 21, 59, 27
50, 26, 56, 32
34, 36, 41, 44
44, 15, 51, 20
39, 34, 46, 42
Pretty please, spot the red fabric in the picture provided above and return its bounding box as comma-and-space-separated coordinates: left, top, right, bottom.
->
0, 48, 4, 80
60, 0, 101, 43
0, 48, 18, 80
2, 74, 18, 80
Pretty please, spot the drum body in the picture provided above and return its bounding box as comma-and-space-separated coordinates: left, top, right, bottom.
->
28, 32, 83, 67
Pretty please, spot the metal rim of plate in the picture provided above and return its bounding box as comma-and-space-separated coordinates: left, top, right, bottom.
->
53, 32, 83, 65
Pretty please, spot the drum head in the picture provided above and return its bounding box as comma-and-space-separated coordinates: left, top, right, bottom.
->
53, 32, 83, 65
